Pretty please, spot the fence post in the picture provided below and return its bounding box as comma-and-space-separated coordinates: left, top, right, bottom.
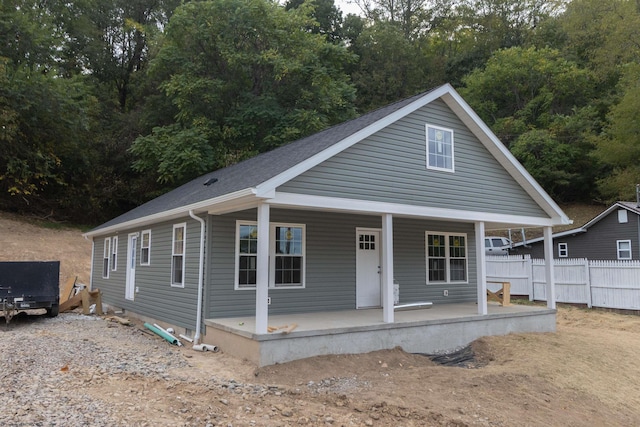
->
584, 258, 592, 308
527, 257, 534, 301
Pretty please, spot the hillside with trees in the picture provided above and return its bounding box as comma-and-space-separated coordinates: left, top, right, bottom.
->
2, 0, 639, 224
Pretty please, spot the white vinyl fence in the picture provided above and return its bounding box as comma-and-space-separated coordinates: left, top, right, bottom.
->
486, 255, 640, 310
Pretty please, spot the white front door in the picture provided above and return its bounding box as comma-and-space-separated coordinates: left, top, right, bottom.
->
125, 233, 137, 300
356, 228, 381, 308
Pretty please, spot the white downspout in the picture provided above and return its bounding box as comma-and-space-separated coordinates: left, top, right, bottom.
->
189, 210, 206, 345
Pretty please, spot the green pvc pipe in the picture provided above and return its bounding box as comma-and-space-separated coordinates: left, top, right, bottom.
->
144, 322, 179, 345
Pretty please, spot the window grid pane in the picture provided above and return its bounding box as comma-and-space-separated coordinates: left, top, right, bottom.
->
427, 127, 453, 170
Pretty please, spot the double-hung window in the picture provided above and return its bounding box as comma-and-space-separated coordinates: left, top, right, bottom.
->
617, 240, 632, 260
140, 230, 151, 266
558, 242, 568, 258
102, 237, 111, 279
426, 125, 454, 172
235, 221, 305, 289
171, 223, 186, 287
426, 232, 468, 283
111, 236, 118, 271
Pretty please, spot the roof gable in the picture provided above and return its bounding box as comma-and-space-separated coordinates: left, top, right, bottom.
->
87, 84, 570, 236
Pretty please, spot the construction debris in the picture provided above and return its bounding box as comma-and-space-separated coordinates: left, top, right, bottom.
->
106, 316, 131, 326
267, 323, 298, 334
59, 288, 103, 315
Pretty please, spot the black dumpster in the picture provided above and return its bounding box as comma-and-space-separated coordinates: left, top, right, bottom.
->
0, 261, 60, 323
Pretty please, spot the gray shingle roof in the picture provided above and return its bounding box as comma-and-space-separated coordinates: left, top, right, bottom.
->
91, 91, 431, 232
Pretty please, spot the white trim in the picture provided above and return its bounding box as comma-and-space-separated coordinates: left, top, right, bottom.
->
111, 236, 118, 271
617, 239, 632, 260
235, 221, 258, 290
475, 222, 487, 315
558, 242, 568, 258
102, 237, 110, 279
83, 188, 255, 238
425, 124, 455, 173
140, 229, 151, 266
125, 233, 138, 301
425, 231, 469, 284
171, 223, 186, 288
440, 90, 571, 225
543, 226, 556, 309
269, 192, 564, 227
381, 214, 394, 323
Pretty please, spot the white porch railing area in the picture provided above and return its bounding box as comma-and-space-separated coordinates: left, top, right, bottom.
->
486, 255, 640, 310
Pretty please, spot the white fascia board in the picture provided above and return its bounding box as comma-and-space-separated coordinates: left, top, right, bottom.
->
580, 203, 619, 229
269, 192, 562, 227
253, 85, 454, 198
83, 188, 256, 239
441, 91, 572, 226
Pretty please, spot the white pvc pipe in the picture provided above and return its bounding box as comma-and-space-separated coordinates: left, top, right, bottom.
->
189, 210, 206, 345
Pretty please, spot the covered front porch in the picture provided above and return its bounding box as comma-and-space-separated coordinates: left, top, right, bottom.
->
204, 302, 555, 366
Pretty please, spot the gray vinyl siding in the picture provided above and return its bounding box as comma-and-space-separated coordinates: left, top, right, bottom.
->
91, 216, 204, 330
516, 211, 640, 260
278, 99, 547, 218
206, 209, 477, 318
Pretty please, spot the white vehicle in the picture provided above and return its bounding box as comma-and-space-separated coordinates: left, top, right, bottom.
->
485, 236, 512, 256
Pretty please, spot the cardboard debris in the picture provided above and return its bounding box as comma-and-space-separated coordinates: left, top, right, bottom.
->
106, 316, 131, 326
267, 323, 298, 334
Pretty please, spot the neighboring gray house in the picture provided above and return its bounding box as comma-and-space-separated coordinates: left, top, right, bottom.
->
84, 84, 570, 365
512, 202, 640, 260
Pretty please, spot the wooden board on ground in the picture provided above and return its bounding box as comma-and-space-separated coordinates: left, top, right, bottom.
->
59, 276, 77, 303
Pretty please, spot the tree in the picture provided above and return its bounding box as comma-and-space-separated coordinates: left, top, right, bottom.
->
593, 63, 640, 201
130, 0, 357, 185
460, 46, 601, 202
285, 0, 345, 43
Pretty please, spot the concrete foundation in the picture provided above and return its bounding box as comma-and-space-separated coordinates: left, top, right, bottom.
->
205, 303, 556, 366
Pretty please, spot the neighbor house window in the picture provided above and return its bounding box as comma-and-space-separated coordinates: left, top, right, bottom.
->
140, 230, 151, 266
102, 237, 111, 279
235, 221, 306, 289
558, 242, 568, 258
426, 125, 454, 172
617, 240, 632, 260
111, 236, 118, 271
618, 209, 628, 223
171, 223, 186, 287
426, 232, 468, 283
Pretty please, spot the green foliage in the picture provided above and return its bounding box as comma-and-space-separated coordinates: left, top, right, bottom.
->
593, 63, 640, 201
130, 0, 357, 185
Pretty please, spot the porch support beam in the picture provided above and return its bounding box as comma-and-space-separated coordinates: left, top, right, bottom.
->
255, 203, 270, 334
381, 213, 394, 323
475, 221, 488, 315
543, 226, 556, 309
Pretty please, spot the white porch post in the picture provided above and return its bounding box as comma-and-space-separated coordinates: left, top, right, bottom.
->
543, 226, 556, 309
255, 203, 270, 334
381, 213, 394, 323
475, 221, 488, 315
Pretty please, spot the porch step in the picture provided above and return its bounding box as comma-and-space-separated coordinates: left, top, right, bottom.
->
394, 301, 433, 311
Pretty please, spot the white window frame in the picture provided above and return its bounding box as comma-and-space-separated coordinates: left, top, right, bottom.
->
618, 209, 628, 223
425, 232, 468, 284
234, 221, 306, 290
102, 237, 111, 279
558, 242, 568, 258
140, 229, 151, 266
111, 236, 118, 271
171, 223, 186, 287
426, 124, 455, 172
617, 240, 632, 260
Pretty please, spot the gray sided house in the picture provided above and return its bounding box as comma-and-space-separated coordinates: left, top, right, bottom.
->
85, 84, 571, 366
513, 202, 640, 260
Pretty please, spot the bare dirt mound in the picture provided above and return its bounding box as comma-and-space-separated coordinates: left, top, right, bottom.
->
0, 211, 92, 286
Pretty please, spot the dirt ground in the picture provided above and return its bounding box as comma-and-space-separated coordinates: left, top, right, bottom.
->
2, 211, 640, 426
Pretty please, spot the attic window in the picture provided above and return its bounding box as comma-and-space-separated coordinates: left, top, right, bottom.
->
618, 209, 628, 223
204, 177, 218, 186
426, 125, 454, 172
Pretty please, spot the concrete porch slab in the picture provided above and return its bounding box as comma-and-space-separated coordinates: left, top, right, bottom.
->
203, 302, 556, 366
